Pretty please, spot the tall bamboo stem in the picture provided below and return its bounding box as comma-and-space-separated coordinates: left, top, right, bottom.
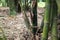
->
51, 0, 58, 40
41, 0, 51, 40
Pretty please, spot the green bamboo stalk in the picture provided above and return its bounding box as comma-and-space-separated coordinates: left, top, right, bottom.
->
51, 0, 58, 40
41, 0, 51, 40
49, 0, 53, 30
51, 17, 58, 40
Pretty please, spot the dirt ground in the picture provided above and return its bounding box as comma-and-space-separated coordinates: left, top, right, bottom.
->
0, 7, 60, 40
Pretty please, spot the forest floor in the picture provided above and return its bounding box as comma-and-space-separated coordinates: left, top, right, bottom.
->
0, 7, 60, 40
